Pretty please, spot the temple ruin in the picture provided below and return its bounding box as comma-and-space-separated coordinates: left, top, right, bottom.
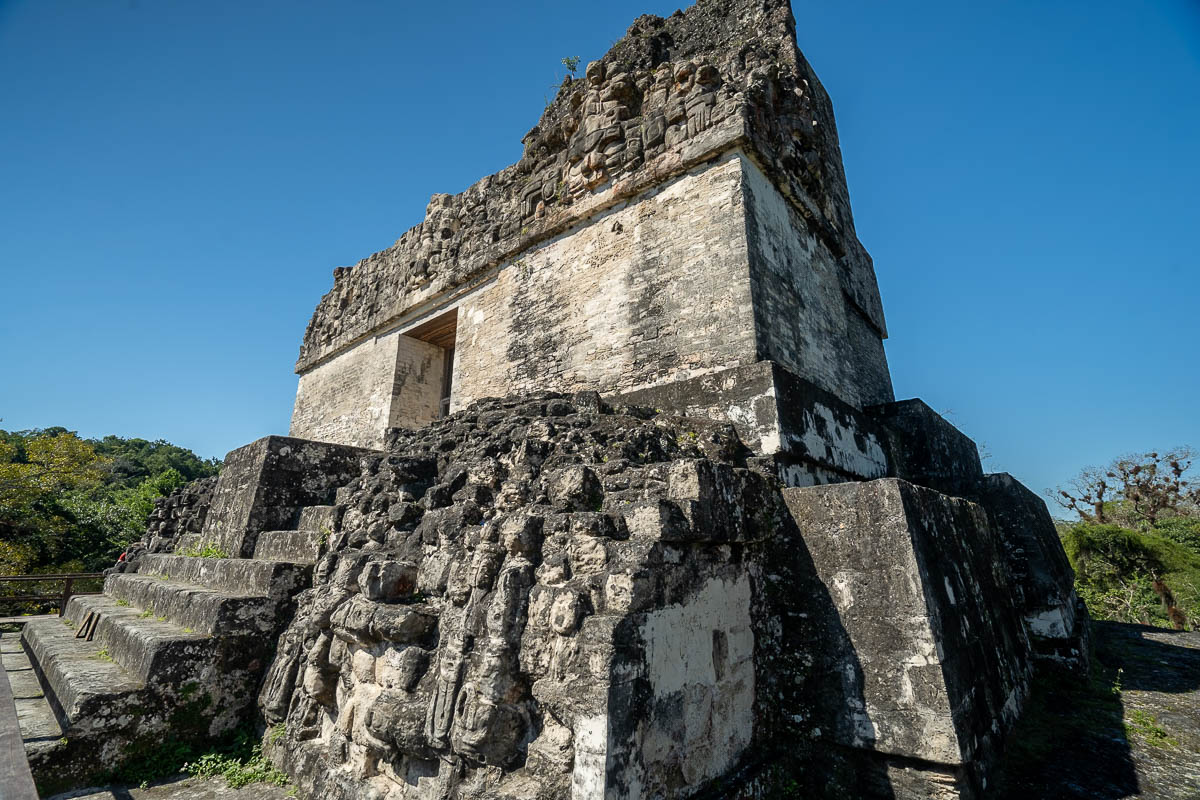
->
8, 1, 1088, 798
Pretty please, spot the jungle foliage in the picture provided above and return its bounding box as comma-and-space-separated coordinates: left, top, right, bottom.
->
0, 427, 220, 575
1056, 448, 1200, 630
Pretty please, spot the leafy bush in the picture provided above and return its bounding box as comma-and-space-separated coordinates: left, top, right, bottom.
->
1152, 515, 1200, 552
182, 729, 287, 789
180, 542, 229, 559
1061, 522, 1200, 627
0, 428, 219, 575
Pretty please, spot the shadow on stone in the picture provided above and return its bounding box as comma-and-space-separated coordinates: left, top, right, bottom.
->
741, 497, 897, 799
990, 620, 1196, 798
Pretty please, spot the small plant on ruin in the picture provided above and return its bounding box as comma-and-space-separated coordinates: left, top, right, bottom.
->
183, 728, 288, 789
1125, 708, 1179, 748
182, 541, 229, 559
562, 56, 581, 76
95, 648, 112, 662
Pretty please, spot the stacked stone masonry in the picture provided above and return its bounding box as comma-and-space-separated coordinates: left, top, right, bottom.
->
289, 0, 894, 451
7, 0, 1090, 798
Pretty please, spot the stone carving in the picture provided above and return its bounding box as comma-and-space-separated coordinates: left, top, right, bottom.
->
261, 393, 778, 799
258, 387, 1084, 799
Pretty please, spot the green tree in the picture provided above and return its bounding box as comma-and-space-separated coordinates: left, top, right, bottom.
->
1062, 523, 1200, 628
0, 431, 107, 567
1056, 446, 1200, 630
1055, 447, 1198, 526
0, 428, 220, 574
90, 436, 219, 486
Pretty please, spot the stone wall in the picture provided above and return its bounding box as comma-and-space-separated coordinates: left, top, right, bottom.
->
780, 479, 1033, 798
257, 393, 1080, 800
260, 394, 776, 800
291, 332, 406, 449
452, 154, 755, 409
292, 0, 892, 447
390, 334, 446, 431
742, 160, 893, 408
292, 331, 448, 449
614, 360, 892, 486
295, 152, 894, 451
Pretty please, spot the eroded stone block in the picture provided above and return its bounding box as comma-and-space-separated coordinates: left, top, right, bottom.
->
781, 478, 1032, 798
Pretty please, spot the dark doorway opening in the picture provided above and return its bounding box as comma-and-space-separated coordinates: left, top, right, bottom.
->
406, 308, 458, 418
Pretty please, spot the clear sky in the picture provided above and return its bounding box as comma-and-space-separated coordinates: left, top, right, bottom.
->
1, 0, 1197, 512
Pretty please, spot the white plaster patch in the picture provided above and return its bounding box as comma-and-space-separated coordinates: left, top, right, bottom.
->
570, 715, 609, 800
636, 573, 755, 789
1026, 606, 1069, 639
794, 402, 888, 479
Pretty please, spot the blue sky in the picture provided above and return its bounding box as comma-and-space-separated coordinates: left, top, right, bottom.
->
1, 0, 1197, 511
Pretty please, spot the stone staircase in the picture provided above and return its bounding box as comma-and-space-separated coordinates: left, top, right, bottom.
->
9, 504, 338, 792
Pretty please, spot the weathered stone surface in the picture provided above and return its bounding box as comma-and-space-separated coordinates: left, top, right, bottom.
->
290, 0, 896, 452
43, 774, 294, 800
615, 360, 892, 485
20, 502, 319, 794
867, 399, 983, 495
262, 396, 779, 800
780, 479, 1032, 798
296, 0, 885, 375
201, 436, 379, 558
965, 472, 1087, 668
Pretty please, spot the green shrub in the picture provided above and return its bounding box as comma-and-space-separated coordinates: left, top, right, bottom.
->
1152, 516, 1200, 553
183, 733, 287, 789
1062, 522, 1200, 627
181, 542, 229, 559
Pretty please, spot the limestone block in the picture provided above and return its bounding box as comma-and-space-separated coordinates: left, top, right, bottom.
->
965, 473, 1088, 668
781, 478, 1031, 795
202, 436, 377, 558
867, 399, 983, 495
615, 361, 892, 485
356, 560, 418, 601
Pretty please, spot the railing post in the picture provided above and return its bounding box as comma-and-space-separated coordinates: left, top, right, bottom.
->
60, 577, 74, 618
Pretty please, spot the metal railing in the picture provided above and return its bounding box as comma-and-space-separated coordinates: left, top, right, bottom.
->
0, 573, 105, 617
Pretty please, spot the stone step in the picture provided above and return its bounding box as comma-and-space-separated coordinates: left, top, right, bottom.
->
63, 595, 216, 684
1, 631, 63, 757
253, 530, 325, 564
298, 504, 339, 532
20, 616, 145, 729
102, 573, 276, 637
135, 553, 311, 600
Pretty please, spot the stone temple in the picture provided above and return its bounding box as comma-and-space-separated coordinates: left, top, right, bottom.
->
11, 1, 1088, 798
